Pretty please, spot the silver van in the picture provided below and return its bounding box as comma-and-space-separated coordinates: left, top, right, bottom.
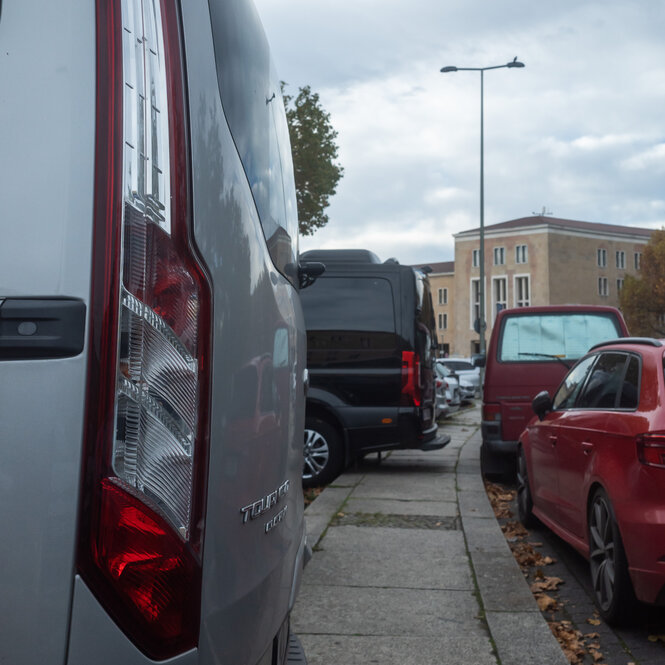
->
0, 1, 308, 663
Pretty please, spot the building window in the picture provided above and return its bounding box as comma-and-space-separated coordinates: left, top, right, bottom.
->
472, 249, 480, 267
471, 279, 481, 329
493, 277, 507, 319
493, 246, 505, 265
438, 313, 444, 329
617, 278, 624, 294
443, 313, 448, 329
443, 288, 448, 304
616, 250, 625, 269
438, 288, 443, 305
515, 244, 528, 264
515, 276, 530, 307
634, 252, 642, 270
598, 277, 608, 297
597, 248, 607, 267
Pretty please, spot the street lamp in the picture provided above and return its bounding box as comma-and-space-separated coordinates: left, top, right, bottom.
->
440, 58, 524, 358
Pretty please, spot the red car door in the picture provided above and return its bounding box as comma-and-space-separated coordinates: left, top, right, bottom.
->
555, 352, 638, 539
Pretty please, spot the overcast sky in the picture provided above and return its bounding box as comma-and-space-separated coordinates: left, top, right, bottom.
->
253, 0, 665, 265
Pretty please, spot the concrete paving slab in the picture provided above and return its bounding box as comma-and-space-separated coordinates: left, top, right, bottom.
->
299, 634, 497, 665
352, 473, 456, 503
458, 486, 495, 519
485, 611, 569, 665
463, 516, 516, 555
303, 540, 472, 590
313, 523, 462, 550
456, 469, 488, 492
345, 497, 458, 517
304, 486, 353, 517
471, 551, 538, 612
293, 585, 485, 637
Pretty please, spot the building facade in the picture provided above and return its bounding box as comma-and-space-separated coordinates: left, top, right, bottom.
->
423, 261, 454, 354
425, 216, 652, 357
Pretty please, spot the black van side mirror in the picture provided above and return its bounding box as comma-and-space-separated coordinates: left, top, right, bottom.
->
472, 354, 485, 368
298, 262, 325, 289
532, 390, 553, 421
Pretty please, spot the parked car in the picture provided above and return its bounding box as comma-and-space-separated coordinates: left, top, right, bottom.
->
437, 360, 476, 401
440, 357, 481, 397
517, 337, 665, 624
481, 305, 629, 475
0, 1, 308, 664
434, 362, 459, 418
299, 249, 450, 487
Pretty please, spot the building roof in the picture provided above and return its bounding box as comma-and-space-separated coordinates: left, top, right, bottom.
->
412, 260, 455, 274
454, 215, 654, 239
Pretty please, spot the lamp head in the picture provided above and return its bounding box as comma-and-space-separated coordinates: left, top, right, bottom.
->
440, 66, 458, 73
506, 57, 525, 68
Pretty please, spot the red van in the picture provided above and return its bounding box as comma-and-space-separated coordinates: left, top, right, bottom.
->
481, 305, 629, 475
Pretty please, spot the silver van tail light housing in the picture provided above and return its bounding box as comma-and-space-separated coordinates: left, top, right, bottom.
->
79, 0, 211, 659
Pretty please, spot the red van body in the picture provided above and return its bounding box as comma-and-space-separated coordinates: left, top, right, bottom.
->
481, 305, 629, 475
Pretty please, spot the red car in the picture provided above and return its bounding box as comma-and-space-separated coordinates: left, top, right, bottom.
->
518, 337, 665, 624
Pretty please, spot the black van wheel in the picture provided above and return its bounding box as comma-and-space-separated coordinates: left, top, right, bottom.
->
303, 417, 343, 488
588, 487, 637, 624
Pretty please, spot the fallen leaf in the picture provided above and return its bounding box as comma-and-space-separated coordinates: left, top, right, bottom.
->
536, 593, 558, 612
531, 576, 564, 593
587, 618, 601, 626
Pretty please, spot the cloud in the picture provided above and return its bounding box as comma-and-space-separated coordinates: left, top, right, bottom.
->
256, 0, 665, 263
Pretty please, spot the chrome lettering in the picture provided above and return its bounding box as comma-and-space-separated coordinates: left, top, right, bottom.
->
240, 480, 290, 524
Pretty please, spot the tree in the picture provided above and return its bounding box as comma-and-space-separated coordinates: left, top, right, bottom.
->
282, 84, 343, 236
619, 229, 665, 336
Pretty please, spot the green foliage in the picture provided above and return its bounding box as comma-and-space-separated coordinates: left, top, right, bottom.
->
619, 229, 665, 336
282, 84, 343, 236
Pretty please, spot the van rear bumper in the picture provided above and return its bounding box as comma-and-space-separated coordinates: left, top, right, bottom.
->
481, 421, 518, 475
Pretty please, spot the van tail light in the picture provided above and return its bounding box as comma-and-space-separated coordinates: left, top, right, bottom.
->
401, 351, 422, 407
482, 402, 502, 423
637, 433, 665, 468
78, 0, 211, 660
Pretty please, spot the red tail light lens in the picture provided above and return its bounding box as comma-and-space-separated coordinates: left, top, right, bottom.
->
482, 402, 502, 422
637, 432, 665, 468
401, 351, 422, 407
79, 0, 210, 659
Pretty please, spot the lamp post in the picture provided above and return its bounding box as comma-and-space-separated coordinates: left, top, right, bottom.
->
440, 58, 524, 357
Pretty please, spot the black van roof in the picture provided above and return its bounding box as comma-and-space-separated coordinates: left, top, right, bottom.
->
301, 249, 400, 265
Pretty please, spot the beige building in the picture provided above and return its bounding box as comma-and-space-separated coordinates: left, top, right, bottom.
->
423, 216, 652, 357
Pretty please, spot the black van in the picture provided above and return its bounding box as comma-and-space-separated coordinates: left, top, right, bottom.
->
299, 249, 449, 486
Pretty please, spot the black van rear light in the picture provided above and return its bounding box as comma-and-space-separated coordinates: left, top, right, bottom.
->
401, 351, 422, 407
482, 403, 502, 422
637, 433, 665, 468
79, 0, 210, 659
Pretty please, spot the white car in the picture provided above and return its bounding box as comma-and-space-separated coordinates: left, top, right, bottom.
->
440, 357, 481, 397
434, 362, 460, 417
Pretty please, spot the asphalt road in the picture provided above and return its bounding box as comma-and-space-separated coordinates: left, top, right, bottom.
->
496, 480, 665, 665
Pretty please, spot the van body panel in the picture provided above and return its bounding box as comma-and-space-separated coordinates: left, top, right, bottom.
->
0, 2, 96, 663
482, 305, 628, 473
1, 0, 306, 662
182, 2, 306, 663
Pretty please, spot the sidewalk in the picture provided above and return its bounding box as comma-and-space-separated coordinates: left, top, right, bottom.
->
293, 405, 568, 665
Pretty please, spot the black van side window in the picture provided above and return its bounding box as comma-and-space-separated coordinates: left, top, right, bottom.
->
300, 277, 395, 332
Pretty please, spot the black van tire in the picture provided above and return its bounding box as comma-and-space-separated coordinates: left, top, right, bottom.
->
588, 487, 638, 624
303, 417, 343, 488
